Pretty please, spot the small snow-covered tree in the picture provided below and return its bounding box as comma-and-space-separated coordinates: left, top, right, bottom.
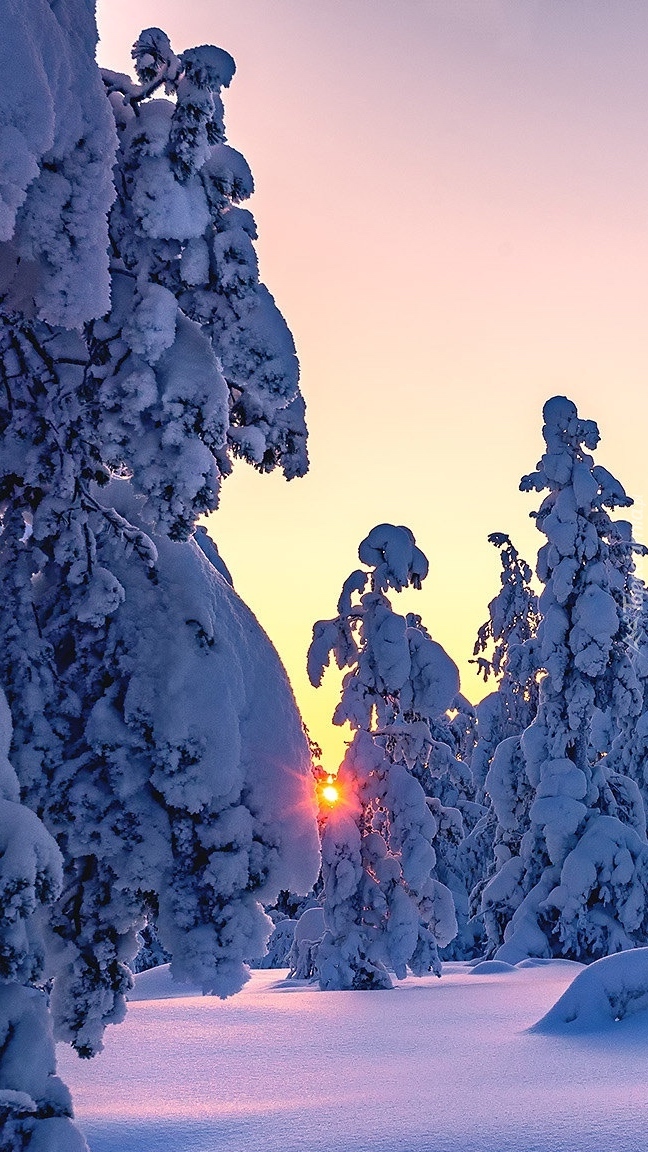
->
308, 525, 458, 989
606, 580, 648, 811
396, 632, 482, 961
0, 1, 319, 1093
462, 534, 541, 952
470, 533, 540, 799
131, 923, 169, 975
484, 396, 648, 964
442, 694, 479, 769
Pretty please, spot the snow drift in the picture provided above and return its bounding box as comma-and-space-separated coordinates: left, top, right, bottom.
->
532, 947, 648, 1032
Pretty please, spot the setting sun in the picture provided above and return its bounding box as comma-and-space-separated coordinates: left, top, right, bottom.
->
320, 780, 340, 806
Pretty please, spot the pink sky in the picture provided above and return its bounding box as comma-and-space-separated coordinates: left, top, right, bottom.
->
97, 1, 648, 767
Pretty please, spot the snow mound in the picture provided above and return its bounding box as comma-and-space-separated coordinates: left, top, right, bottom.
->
129, 964, 289, 1002
129, 965, 201, 1002
470, 960, 517, 975
516, 957, 583, 970
531, 948, 648, 1032
467, 957, 584, 979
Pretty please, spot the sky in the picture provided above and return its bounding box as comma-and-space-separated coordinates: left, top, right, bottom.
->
96, 1, 648, 768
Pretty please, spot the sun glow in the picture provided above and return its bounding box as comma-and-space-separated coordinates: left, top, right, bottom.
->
316, 772, 341, 807
321, 783, 340, 805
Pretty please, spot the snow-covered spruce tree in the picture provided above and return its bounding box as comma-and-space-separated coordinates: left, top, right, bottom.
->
484, 396, 648, 964
460, 534, 541, 952
39, 486, 320, 1057
416, 686, 481, 834
443, 694, 479, 769
395, 621, 483, 961
605, 579, 648, 812
0, 3, 319, 1075
131, 923, 169, 975
308, 525, 458, 989
0, 0, 118, 1104
0, 690, 88, 1151
94, 26, 307, 539
470, 533, 540, 800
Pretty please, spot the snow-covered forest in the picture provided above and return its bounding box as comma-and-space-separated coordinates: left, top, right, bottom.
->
2, 3, 648, 1151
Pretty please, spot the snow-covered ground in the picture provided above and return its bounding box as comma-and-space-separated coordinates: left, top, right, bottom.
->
58, 962, 648, 1152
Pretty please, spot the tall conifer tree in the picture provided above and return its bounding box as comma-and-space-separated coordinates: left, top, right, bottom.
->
483, 398, 648, 962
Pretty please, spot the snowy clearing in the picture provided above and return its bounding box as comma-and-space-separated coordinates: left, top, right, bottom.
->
58, 962, 648, 1152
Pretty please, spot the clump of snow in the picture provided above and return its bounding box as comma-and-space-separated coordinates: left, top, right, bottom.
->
0, 0, 116, 326
0, 689, 88, 1150
357, 523, 429, 591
